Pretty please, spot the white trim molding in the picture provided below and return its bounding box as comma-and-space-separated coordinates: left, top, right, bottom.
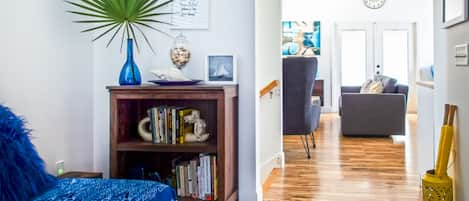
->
261, 151, 285, 185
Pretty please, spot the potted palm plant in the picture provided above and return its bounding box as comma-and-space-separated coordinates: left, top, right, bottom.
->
66, 0, 173, 85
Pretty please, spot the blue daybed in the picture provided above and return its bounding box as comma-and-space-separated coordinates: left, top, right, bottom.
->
0, 104, 176, 201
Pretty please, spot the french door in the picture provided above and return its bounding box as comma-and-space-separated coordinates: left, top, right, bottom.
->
333, 22, 416, 112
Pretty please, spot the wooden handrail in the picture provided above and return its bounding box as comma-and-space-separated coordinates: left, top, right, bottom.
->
260, 80, 280, 97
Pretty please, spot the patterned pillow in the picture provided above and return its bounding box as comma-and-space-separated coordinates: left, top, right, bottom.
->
374, 75, 397, 93
367, 81, 384, 93
360, 79, 373, 93
360, 79, 384, 94
0, 105, 57, 201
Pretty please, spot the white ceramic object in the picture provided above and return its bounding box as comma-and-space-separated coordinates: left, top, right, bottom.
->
150, 67, 191, 81
138, 117, 153, 142
185, 133, 210, 143
183, 110, 210, 143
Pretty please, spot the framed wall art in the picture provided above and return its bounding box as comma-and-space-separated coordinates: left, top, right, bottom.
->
442, 0, 469, 28
282, 21, 321, 56
172, 0, 210, 30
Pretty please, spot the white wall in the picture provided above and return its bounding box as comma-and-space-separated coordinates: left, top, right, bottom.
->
255, 0, 283, 194
282, 0, 434, 111
91, 0, 257, 200
0, 0, 94, 173
433, 0, 469, 199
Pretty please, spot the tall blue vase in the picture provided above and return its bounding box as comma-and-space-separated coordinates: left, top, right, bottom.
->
119, 39, 142, 85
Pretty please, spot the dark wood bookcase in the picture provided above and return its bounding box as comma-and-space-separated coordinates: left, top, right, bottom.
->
107, 85, 238, 201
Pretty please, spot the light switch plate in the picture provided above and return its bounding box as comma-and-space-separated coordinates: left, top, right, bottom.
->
455, 44, 469, 66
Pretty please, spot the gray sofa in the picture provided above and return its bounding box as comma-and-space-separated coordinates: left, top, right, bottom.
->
283, 57, 321, 158
340, 81, 408, 136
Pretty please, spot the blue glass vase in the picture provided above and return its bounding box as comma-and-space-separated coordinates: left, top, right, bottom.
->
119, 39, 141, 85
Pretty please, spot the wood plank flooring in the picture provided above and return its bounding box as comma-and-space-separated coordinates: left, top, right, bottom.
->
263, 114, 421, 201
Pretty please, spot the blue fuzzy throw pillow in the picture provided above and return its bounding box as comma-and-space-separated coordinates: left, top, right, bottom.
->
0, 105, 57, 201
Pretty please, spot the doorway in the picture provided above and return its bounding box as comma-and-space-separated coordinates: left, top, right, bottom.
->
332, 22, 417, 112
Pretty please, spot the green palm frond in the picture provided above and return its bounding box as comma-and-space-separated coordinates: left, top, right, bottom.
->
66, 0, 174, 53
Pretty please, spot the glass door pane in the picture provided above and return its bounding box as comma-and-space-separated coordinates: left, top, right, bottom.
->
341, 31, 367, 86
382, 31, 409, 84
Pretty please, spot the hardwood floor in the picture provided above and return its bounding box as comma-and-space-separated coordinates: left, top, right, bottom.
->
263, 114, 421, 201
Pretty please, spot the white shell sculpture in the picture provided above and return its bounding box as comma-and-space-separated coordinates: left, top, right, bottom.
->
150, 67, 191, 81
185, 133, 210, 143
183, 110, 210, 143
138, 117, 153, 142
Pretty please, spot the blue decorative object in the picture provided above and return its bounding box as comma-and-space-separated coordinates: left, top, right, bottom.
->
34, 178, 176, 201
119, 39, 142, 85
0, 105, 57, 201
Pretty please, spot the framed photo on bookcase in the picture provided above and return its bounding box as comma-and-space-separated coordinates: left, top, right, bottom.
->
204, 54, 237, 84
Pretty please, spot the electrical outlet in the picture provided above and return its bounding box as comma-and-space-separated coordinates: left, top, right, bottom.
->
56, 160, 65, 176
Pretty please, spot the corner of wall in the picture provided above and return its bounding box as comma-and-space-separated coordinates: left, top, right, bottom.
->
260, 151, 284, 184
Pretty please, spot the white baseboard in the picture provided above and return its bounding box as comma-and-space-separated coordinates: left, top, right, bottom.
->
260, 152, 285, 185
256, 186, 263, 201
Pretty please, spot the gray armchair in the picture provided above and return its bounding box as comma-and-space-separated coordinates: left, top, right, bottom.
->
340, 82, 408, 136
283, 57, 321, 158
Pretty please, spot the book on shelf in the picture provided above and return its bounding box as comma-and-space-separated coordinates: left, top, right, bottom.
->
158, 107, 165, 143
164, 107, 169, 144
147, 106, 193, 145
173, 154, 217, 200
149, 108, 159, 144
179, 108, 194, 144
211, 156, 218, 200
172, 108, 177, 145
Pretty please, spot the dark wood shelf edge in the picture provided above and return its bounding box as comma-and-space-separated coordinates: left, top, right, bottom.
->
117, 141, 218, 153
107, 84, 238, 91
177, 197, 204, 201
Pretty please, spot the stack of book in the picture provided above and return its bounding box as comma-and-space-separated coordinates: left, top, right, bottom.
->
148, 107, 194, 144
174, 154, 217, 200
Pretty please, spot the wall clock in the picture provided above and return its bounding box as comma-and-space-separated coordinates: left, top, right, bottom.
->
363, 0, 386, 9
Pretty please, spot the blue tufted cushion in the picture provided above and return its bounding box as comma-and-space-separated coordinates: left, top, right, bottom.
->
0, 105, 57, 201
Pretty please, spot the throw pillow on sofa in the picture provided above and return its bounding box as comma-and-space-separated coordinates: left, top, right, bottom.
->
360, 79, 384, 94
0, 105, 57, 201
360, 79, 373, 93
374, 75, 398, 93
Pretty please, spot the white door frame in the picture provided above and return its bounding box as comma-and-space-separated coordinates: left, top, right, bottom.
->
332, 22, 374, 112
332, 22, 417, 112
375, 22, 417, 113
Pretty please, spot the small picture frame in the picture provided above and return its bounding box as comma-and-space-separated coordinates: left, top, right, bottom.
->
205, 54, 237, 84
442, 0, 469, 28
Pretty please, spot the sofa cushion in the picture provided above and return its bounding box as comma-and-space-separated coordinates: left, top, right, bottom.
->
0, 105, 57, 201
374, 75, 398, 93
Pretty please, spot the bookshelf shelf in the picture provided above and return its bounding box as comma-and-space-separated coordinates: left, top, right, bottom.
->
117, 141, 217, 153
108, 85, 238, 201
178, 196, 201, 201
